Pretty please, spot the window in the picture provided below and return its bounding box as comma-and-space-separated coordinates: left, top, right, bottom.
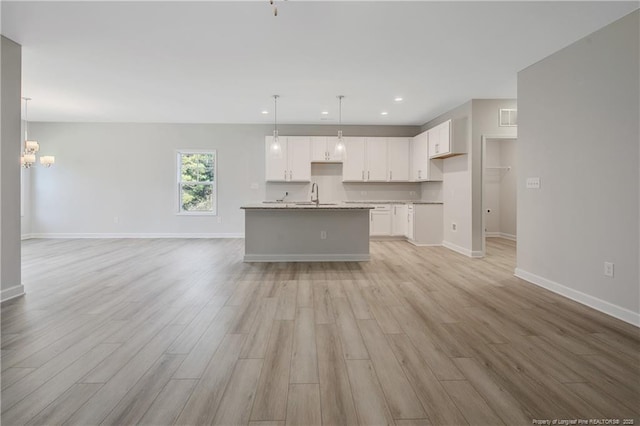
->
177, 150, 216, 215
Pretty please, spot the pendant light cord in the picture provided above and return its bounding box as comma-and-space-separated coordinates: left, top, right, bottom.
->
23, 97, 30, 142
337, 95, 344, 140
274, 95, 278, 135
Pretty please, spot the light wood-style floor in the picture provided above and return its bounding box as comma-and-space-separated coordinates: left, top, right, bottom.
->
2, 238, 639, 425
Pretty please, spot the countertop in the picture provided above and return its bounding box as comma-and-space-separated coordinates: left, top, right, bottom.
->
241, 202, 374, 210
344, 200, 443, 205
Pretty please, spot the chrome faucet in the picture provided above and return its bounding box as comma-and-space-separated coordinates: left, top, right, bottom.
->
276, 191, 288, 203
311, 183, 319, 206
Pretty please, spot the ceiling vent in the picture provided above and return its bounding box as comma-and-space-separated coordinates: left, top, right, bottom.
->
499, 108, 517, 127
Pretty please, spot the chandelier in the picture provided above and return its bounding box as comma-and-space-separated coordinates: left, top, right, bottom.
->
21, 97, 54, 168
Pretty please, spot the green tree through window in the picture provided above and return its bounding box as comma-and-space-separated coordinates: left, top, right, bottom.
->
177, 151, 216, 214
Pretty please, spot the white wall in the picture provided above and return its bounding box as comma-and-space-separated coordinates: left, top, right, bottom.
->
1, 36, 24, 301
422, 99, 516, 257
423, 101, 473, 256
27, 123, 421, 237
517, 10, 639, 325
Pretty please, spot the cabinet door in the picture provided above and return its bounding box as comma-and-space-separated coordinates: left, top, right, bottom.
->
428, 127, 440, 158
326, 137, 344, 162
407, 208, 414, 240
366, 138, 387, 181
265, 136, 288, 181
391, 204, 408, 236
388, 137, 410, 181
287, 136, 311, 181
411, 132, 428, 181
429, 120, 452, 159
438, 121, 451, 154
343, 137, 366, 181
370, 210, 392, 236
311, 137, 328, 162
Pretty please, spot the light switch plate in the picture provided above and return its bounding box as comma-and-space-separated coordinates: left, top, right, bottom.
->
526, 177, 541, 189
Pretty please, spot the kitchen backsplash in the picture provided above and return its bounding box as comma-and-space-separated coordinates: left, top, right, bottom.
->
265, 163, 443, 202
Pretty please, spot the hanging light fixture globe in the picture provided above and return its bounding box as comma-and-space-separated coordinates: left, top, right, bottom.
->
269, 95, 283, 159
20, 97, 54, 168
334, 95, 346, 157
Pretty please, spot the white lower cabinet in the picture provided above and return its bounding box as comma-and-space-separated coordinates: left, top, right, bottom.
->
368, 202, 442, 243
407, 205, 415, 240
391, 204, 408, 236
369, 205, 391, 236
409, 204, 443, 245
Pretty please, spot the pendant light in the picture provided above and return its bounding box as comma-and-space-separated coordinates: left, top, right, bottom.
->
20, 97, 54, 168
269, 95, 283, 158
334, 95, 346, 157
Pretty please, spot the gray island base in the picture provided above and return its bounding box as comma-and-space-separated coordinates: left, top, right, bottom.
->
241, 204, 374, 262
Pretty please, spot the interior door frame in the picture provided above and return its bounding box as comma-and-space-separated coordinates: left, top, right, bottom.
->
480, 135, 516, 256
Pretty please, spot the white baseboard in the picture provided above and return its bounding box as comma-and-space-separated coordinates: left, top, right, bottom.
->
515, 268, 639, 327
28, 233, 245, 239
370, 236, 406, 241
21, 234, 33, 240
1, 284, 25, 303
486, 232, 516, 241
408, 240, 442, 247
443, 241, 484, 258
244, 254, 370, 262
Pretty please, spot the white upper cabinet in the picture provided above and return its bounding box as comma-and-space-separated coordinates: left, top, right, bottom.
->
387, 137, 410, 181
411, 131, 442, 181
265, 136, 311, 182
265, 136, 289, 181
366, 138, 388, 182
267, 134, 417, 183
287, 137, 312, 181
311, 137, 328, 162
343, 137, 410, 182
311, 136, 344, 162
342, 137, 366, 181
428, 119, 465, 159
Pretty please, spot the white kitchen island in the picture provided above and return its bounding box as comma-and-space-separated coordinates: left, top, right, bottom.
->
241, 203, 374, 262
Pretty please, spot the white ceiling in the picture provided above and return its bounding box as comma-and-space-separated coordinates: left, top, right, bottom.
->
2, 1, 637, 125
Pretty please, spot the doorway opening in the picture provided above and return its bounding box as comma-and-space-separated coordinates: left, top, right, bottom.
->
481, 136, 517, 257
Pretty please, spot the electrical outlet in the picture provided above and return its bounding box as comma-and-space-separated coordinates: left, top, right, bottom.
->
409, 191, 416, 196
217, 216, 222, 224
113, 216, 119, 224
320, 231, 327, 240
604, 262, 614, 277
526, 177, 541, 189
452, 223, 457, 231
250, 182, 259, 190
361, 191, 367, 196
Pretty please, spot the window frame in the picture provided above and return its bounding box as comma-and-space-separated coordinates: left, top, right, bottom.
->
176, 149, 217, 216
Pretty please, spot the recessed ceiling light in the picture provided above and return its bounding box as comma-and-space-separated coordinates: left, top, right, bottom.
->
261, 110, 269, 114
394, 97, 403, 102
381, 111, 389, 116
321, 111, 329, 115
